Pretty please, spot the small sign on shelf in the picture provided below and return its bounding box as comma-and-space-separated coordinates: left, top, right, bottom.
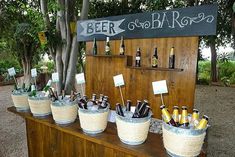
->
152, 80, 168, 95
113, 74, 125, 87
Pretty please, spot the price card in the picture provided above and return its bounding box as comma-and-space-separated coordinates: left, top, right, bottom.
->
131, 106, 136, 113
8, 67, 16, 76
108, 110, 116, 123
113, 74, 125, 87
31, 68, 37, 77
52, 72, 59, 82
152, 80, 168, 94
76, 73, 85, 84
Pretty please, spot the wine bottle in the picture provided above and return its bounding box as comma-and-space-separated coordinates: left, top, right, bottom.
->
105, 37, 111, 55
169, 47, 175, 69
92, 38, 97, 55
119, 36, 125, 55
152, 47, 158, 68
135, 48, 141, 67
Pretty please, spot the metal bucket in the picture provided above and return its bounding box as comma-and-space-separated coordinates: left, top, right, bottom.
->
78, 106, 110, 134
28, 96, 51, 117
116, 113, 151, 145
162, 122, 207, 157
11, 93, 29, 111
51, 101, 78, 125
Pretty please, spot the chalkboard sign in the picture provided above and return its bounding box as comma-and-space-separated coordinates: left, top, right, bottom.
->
77, 4, 217, 41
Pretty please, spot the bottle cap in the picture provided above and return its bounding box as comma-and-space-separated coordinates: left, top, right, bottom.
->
203, 115, 209, 120
160, 105, 165, 109
193, 109, 199, 113
182, 106, 187, 110
127, 100, 131, 102
173, 106, 179, 109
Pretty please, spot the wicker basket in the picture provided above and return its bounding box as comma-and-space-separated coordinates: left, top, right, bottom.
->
51, 101, 78, 125
116, 114, 151, 145
162, 122, 207, 157
28, 97, 51, 117
11, 93, 29, 111
78, 107, 109, 134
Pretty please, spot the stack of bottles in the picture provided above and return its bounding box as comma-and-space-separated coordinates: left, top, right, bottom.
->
116, 100, 151, 118
78, 94, 109, 111
160, 105, 209, 130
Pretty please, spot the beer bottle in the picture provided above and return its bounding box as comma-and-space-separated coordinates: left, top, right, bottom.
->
139, 100, 148, 115
141, 105, 150, 118
99, 99, 107, 109
132, 100, 141, 118
195, 115, 209, 130
79, 98, 88, 109
119, 36, 125, 55
105, 37, 111, 55
172, 106, 179, 126
191, 109, 200, 126
91, 93, 97, 105
180, 106, 189, 128
61, 90, 65, 99
135, 48, 141, 67
83, 95, 88, 102
70, 90, 75, 101
49, 88, 58, 101
92, 38, 97, 55
151, 47, 158, 68
169, 47, 175, 69
116, 103, 124, 117
126, 100, 131, 111
160, 105, 178, 127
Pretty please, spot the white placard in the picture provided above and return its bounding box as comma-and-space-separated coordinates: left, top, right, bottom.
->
8, 67, 16, 76
152, 80, 168, 94
31, 68, 37, 77
113, 74, 125, 87
52, 72, 59, 82
76, 73, 85, 84
130, 106, 136, 113
108, 110, 116, 123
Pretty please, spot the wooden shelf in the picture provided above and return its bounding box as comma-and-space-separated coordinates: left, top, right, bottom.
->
126, 66, 184, 72
86, 54, 128, 58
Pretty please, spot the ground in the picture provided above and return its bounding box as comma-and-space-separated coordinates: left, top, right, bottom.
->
0, 85, 234, 157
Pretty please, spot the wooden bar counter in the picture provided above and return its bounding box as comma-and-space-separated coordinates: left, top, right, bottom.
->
8, 106, 206, 157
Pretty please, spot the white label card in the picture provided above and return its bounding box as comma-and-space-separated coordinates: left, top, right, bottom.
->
113, 74, 125, 87
152, 80, 168, 94
52, 72, 59, 82
76, 73, 85, 84
8, 67, 16, 76
31, 68, 37, 77
108, 110, 116, 123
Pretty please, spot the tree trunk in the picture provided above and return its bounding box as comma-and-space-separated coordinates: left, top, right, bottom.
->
210, 40, 217, 82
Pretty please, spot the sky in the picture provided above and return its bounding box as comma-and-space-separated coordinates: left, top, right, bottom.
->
201, 46, 234, 60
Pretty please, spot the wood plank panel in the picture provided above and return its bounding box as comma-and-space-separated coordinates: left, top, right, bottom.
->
85, 37, 199, 118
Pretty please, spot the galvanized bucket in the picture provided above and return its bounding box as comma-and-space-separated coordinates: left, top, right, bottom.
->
28, 96, 52, 117
78, 106, 110, 134
51, 101, 78, 125
162, 122, 207, 157
11, 92, 29, 111
116, 113, 151, 145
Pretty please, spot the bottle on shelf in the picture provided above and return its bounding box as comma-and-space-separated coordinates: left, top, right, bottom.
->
160, 105, 178, 127
92, 38, 97, 55
135, 47, 141, 67
180, 106, 189, 128
195, 115, 209, 130
116, 103, 124, 117
151, 47, 158, 68
105, 37, 111, 55
119, 36, 125, 55
172, 106, 179, 126
191, 109, 200, 127
169, 47, 175, 69
126, 100, 131, 111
